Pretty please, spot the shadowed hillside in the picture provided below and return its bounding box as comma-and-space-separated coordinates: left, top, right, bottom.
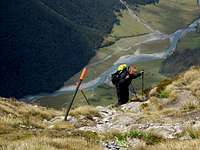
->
160, 49, 200, 75
0, 0, 123, 98
160, 32, 200, 75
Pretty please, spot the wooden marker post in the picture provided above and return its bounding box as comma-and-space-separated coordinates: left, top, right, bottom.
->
64, 68, 88, 121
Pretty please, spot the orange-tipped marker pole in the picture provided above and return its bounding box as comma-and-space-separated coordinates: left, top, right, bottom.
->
80, 68, 88, 81
64, 68, 88, 121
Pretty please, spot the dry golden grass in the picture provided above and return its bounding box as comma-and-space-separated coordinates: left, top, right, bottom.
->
99, 129, 123, 140
180, 126, 200, 139
188, 80, 200, 98
140, 97, 164, 113
137, 112, 163, 124
150, 67, 200, 111
0, 136, 103, 150
166, 67, 200, 96
160, 108, 182, 118
0, 97, 64, 130
135, 140, 200, 150
70, 105, 100, 118
52, 121, 74, 130
181, 101, 200, 112
0, 97, 62, 117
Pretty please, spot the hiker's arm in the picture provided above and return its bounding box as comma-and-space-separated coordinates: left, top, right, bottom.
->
132, 71, 144, 79
133, 73, 141, 79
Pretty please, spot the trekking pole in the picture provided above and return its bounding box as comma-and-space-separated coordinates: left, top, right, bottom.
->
80, 89, 90, 105
64, 68, 88, 121
141, 71, 144, 98
130, 83, 138, 99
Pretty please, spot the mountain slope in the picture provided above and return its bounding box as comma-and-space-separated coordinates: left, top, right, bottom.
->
0, 0, 123, 98
160, 32, 200, 75
0, 67, 200, 150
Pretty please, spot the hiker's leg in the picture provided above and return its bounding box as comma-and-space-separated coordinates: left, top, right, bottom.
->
116, 85, 122, 105
119, 86, 129, 104
117, 77, 132, 105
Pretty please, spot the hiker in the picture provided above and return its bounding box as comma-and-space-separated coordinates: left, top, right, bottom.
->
112, 64, 144, 105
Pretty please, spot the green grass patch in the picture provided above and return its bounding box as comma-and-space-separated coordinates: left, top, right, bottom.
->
139, 39, 170, 54
156, 79, 173, 93
111, 10, 150, 37
177, 32, 200, 50
113, 130, 164, 145
133, 60, 168, 92
158, 90, 170, 98
137, 0, 200, 33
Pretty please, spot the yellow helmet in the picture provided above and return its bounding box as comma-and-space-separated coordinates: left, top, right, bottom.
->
117, 64, 127, 73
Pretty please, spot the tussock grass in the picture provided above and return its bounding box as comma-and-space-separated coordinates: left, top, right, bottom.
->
72, 130, 99, 141
178, 126, 200, 139
101, 130, 164, 147
52, 122, 74, 130
156, 80, 173, 94
161, 67, 200, 106
128, 130, 164, 145
181, 101, 200, 112
0, 98, 63, 129
188, 79, 200, 99
70, 105, 100, 118
140, 97, 164, 113
181, 67, 200, 85
0, 136, 103, 150
160, 108, 182, 118
100, 129, 124, 140
137, 140, 200, 150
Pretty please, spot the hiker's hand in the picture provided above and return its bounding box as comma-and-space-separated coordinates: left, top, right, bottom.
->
140, 70, 144, 74
126, 75, 130, 79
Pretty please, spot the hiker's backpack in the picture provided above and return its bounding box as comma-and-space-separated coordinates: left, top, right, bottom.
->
111, 64, 128, 85
111, 71, 120, 85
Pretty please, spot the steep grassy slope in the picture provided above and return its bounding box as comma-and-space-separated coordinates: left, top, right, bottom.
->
111, 9, 150, 37
0, 0, 122, 98
0, 67, 200, 150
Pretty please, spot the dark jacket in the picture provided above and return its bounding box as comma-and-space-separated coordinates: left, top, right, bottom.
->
116, 70, 141, 105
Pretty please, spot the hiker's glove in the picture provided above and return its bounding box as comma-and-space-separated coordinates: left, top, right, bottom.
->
140, 71, 144, 74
